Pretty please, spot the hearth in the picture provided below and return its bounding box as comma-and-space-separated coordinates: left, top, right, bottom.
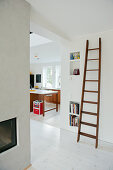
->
0, 118, 17, 153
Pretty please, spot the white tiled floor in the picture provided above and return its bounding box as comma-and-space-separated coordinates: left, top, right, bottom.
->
30, 102, 60, 128
29, 117, 113, 170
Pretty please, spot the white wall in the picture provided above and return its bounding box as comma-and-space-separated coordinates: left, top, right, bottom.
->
61, 30, 113, 144
0, 0, 31, 170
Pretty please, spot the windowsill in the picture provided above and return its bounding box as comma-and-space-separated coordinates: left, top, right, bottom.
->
43, 87, 61, 90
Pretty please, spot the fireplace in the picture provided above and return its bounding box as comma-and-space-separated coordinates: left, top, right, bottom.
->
0, 118, 17, 153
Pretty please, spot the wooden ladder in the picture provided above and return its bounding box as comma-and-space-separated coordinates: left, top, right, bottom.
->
77, 38, 101, 148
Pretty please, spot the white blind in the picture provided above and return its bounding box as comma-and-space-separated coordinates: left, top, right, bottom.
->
43, 65, 61, 88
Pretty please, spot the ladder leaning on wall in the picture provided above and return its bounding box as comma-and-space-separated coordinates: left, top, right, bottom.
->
77, 38, 101, 148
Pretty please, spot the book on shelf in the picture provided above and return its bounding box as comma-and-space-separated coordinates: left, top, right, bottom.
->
70, 103, 79, 115
69, 115, 79, 127
75, 117, 79, 126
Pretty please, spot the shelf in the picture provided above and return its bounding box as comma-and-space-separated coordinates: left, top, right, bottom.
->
69, 101, 80, 127
70, 75, 80, 80
70, 52, 80, 76
70, 75, 80, 77
70, 59, 80, 62
69, 112, 79, 116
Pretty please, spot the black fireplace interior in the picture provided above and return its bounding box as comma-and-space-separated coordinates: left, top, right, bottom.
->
0, 118, 17, 153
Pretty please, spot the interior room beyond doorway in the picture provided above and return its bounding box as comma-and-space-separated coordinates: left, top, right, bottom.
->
30, 32, 61, 128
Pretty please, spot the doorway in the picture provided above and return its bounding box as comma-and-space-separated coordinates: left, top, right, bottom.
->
29, 32, 61, 128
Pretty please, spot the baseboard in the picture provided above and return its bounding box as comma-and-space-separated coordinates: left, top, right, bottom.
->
24, 164, 32, 170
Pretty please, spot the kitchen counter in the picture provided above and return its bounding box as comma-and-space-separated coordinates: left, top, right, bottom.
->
30, 89, 58, 116
30, 89, 58, 95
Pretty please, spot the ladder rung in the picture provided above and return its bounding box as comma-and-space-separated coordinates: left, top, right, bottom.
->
81, 121, 97, 127
86, 69, 99, 71
80, 132, 96, 139
85, 80, 98, 82
88, 59, 99, 61
83, 101, 98, 104
84, 90, 98, 93
88, 48, 99, 51
82, 111, 97, 116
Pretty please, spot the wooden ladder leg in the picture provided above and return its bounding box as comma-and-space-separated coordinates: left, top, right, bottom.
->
77, 40, 89, 142
95, 38, 101, 148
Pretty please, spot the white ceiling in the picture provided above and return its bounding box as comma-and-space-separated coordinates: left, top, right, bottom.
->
30, 33, 52, 47
27, 0, 113, 40
30, 42, 61, 64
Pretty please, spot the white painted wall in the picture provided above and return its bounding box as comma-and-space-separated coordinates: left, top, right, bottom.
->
0, 0, 31, 170
30, 62, 61, 88
61, 30, 113, 144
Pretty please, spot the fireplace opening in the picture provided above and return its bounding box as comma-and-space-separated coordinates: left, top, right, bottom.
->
0, 118, 17, 153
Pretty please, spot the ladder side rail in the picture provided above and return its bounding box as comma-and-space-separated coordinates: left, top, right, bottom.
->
77, 40, 89, 142
95, 38, 101, 148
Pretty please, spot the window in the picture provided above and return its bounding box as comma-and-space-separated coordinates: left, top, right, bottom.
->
43, 65, 61, 88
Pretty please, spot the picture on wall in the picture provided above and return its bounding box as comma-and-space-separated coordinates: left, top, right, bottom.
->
70, 51, 80, 60
36, 74, 41, 83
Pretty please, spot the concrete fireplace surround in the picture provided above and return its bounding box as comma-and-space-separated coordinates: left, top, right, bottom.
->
0, 0, 31, 169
